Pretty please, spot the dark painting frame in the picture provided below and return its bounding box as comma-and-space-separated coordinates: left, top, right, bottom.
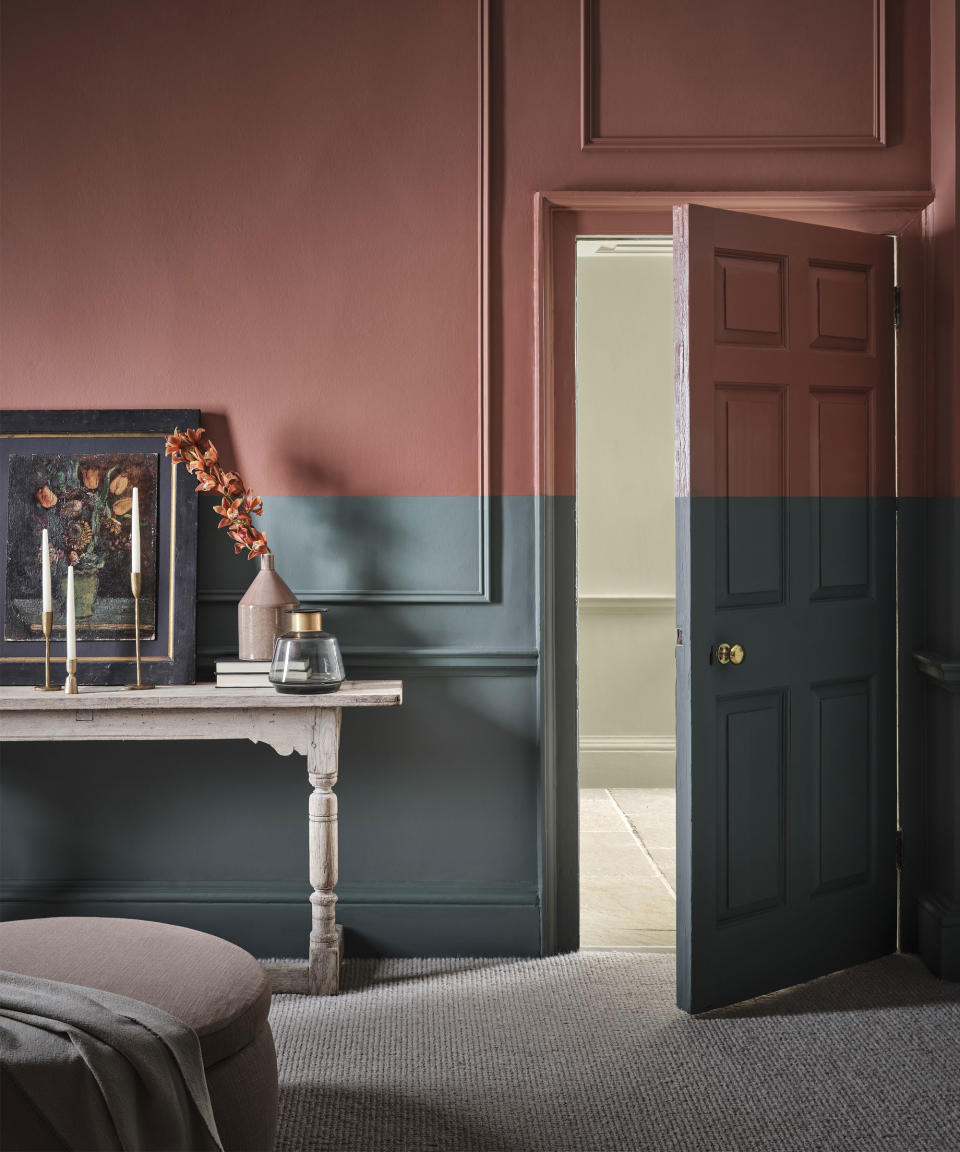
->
0, 409, 199, 685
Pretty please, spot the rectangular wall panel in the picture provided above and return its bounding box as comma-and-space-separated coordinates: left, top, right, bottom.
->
581, 0, 885, 148
814, 680, 872, 891
715, 385, 785, 606
812, 389, 873, 596
718, 692, 786, 920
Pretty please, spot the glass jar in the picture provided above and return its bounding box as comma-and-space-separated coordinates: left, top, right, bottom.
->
269, 610, 345, 694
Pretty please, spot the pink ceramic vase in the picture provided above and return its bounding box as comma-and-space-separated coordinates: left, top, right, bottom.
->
237, 553, 299, 661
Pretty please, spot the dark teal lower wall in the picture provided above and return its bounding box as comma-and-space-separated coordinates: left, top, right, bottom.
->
916, 499, 960, 980
0, 672, 541, 957
1, 496, 543, 958
4, 492, 957, 975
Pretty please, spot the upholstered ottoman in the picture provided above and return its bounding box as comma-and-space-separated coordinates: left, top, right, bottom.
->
0, 916, 278, 1151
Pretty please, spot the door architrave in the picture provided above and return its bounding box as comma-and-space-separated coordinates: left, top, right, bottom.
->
534, 188, 935, 957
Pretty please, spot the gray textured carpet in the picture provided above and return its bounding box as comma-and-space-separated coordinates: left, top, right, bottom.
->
268, 952, 960, 1152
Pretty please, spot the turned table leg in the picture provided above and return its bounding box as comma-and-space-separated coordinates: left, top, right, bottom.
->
307, 707, 343, 994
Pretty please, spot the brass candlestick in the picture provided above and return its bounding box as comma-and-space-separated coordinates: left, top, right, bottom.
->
125, 571, 155, 690
35, 609, 60, 691
64, 657, 78, 695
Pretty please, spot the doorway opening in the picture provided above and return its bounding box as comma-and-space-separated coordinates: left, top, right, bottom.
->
575, 236, 677, 949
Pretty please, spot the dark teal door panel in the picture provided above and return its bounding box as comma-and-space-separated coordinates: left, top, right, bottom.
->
679, 496, 897, 1012
718, 691, 786, 917
814, 680, 872, 891
718, 499, 785, 605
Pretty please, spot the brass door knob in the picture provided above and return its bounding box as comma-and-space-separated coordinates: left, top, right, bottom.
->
716, 643, 745, 665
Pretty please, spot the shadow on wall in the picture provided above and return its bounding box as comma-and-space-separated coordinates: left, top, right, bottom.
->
198, 412, 239, 478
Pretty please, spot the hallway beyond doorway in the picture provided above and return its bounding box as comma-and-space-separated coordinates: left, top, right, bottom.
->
580, 788, 676, 949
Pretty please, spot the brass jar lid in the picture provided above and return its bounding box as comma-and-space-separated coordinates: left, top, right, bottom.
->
284, 609, 322, 633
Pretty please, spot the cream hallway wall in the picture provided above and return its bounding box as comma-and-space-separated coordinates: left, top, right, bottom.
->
576, 239, 675, 787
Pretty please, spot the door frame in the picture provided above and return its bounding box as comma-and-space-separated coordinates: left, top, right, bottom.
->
534, 188, 935, 957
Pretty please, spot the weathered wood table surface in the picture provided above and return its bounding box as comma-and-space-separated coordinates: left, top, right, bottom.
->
0, 681, 403, 995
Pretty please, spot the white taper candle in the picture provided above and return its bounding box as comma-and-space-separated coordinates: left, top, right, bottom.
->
66, 565, 76, 662
41, 528, 51, 614
131, 487, 141, 574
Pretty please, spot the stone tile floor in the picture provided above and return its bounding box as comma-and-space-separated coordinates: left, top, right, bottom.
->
579, 787, 676, 949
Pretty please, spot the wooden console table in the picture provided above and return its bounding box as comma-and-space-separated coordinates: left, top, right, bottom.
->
0, 681, 402, 995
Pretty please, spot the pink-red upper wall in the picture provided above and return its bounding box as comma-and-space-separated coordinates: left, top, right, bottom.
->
929, 0, 960, 500
1, 1, 931, 496
2, 0, 481, 497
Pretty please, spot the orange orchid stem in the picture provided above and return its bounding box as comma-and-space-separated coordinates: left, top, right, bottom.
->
165, 427, 270, 559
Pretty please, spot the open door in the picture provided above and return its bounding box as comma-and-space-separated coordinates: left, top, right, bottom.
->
674, 204, 896, 1013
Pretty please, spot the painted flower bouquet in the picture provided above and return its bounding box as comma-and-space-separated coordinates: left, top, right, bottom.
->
165, 428, 270, 559
35, 461, 139, 574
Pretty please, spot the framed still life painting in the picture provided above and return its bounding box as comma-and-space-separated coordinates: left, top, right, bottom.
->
0, 409, 199, 685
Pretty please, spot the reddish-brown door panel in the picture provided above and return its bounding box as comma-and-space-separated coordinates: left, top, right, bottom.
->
681, 206, 894, 501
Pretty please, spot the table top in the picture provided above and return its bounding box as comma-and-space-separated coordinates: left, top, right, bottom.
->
0, 681, 402, 712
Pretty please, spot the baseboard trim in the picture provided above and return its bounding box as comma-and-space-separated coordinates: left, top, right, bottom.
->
580, 945, 676, 953
0, 881, 542, 959
578, 735, 676, 787
914, 651, 960, 692
0, 879, 537, 907
918, 892, 960, 980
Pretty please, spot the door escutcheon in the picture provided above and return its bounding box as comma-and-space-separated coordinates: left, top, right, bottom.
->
715, 643, 745, 665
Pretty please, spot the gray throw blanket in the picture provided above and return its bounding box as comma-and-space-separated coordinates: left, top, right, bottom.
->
0, 970, 222, 1151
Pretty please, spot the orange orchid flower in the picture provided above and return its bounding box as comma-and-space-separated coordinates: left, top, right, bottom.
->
213, 496, 242, 527
194, 469, 221, 492
219, 471, 244, 497
167, 427, 270, 559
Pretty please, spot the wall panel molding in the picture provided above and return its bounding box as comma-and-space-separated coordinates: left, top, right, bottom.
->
580, 0, 886, 150
474, 0, 491, 595
197, 0, 490, 607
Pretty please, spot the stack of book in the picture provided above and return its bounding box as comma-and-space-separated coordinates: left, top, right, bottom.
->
215, 658, 311, 687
